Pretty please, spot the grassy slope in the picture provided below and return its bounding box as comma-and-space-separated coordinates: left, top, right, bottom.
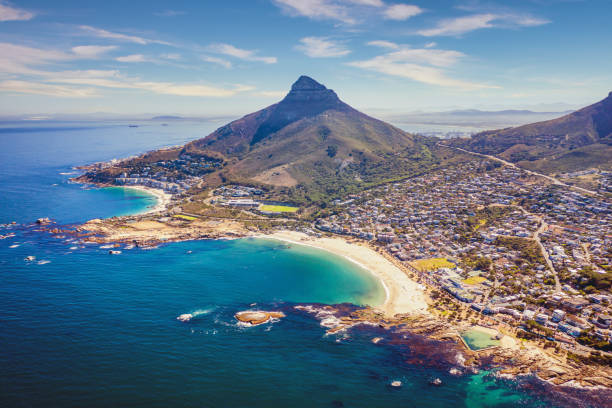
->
196, 109, 446, 204
451, 92, 612, 174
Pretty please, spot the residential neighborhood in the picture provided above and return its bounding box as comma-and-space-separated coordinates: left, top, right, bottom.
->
315, 159, 612, 350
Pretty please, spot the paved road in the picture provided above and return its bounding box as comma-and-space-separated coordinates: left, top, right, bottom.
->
439, 144, 601, 197
491, 203, 562, 292
533, 217, 561, 292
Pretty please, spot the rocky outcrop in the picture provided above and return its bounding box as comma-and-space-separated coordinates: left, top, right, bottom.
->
235, 310, 285, 326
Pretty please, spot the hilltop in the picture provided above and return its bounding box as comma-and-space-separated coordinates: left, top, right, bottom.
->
183, 75, 444, 202
450, 92, 612, 174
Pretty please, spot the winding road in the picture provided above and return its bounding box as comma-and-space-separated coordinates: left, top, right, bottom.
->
439, 144, 601, 197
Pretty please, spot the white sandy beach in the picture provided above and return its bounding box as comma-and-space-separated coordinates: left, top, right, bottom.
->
120, 185, 172, 215
264, 231, 429, 317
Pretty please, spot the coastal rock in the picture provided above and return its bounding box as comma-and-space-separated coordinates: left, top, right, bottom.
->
36, 217, 52, 225
177, 313, 193, 322
449, 368, 462, 376
235, 310, 285, 326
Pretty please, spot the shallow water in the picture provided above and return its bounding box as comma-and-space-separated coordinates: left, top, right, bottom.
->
462, 328, 501, 351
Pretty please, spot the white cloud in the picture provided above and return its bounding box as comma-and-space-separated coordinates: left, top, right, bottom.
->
296, 37, 350, 58
202, 55, 232, 69
418, 13, 549, 37
79, 25, 172, 45
257, 90, 286, 98
0, 42, 255, 98
160, 53, 181, 60
0, 43, 117, 77
346, 0, 383, 6
0, 80, 96, 97
424, 42, 437, 48
387, 48, 464, 67
208, 43, 277, 64
348, 46, 498, 90
45, 70, 255, 97
383, 4, 423, 21
0, 1, 34, 21
132, 82, 254, 97
273, 0, 427, 24
0, 42, 74, 75
273, 0, 354, 24
71, 45, 117, 58
116, 54, 146, 63
367, 40, 399, 49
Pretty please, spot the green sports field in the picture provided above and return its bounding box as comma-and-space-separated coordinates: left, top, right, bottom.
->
259, 204, 299, 213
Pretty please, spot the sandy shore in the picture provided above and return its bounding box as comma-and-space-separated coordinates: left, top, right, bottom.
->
263, 231, 429, 317
119, 185, 173, 215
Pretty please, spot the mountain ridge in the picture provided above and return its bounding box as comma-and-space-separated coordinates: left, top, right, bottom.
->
450, 91, 612, 174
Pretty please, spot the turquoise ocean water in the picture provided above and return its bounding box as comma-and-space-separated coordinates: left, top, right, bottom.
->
0, 121, 597, 407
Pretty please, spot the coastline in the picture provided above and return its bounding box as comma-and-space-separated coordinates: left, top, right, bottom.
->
48, 217, 612, 392
115, 185, 173, 215
262, 231, 429, 317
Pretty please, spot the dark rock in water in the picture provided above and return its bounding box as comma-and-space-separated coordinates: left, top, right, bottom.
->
36, 217, 52, 225
430, 378, 442, 386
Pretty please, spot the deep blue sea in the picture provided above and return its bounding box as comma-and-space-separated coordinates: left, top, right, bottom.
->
0, 121, 594, 407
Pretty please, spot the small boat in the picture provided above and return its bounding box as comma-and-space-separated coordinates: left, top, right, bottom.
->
100, 244, 114, 249
429, 378, 442, 386
37, 260, 51, 265
390, 380, 402, 387
108, 250, 122, 255
25, 255, 36, 261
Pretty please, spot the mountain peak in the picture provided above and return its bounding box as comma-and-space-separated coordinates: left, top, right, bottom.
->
291, 76, 327, 91
246, 75, 349, 145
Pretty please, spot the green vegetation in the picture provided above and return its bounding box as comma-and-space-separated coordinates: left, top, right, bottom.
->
259, 204, 299, 213
577, 266, 612, 291
494, 236, 545, 266
460, 253, 492, 271
567, 350, 612, 366
410, 258, 456, 272
326, 145, 337, 158
173, 214, 197, 221
577, 331, 612, 352
462, 276, 487, 285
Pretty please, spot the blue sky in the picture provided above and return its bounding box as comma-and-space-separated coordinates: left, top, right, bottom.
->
0, 0, 610, 117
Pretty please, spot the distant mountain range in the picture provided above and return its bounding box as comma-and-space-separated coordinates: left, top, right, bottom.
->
450, 92, 612, 174
383, 109, 571, 130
